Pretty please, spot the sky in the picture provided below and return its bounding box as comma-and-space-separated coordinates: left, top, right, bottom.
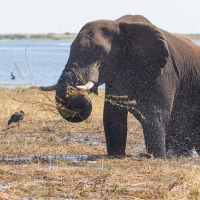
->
1, 0, 200, 34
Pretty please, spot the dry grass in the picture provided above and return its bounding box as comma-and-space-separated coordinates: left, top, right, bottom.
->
0, 88, 200, 199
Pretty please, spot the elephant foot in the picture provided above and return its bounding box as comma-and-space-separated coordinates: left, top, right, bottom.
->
166, 148, 195, 158
195, 148, 200, 155
107, 149, 126, 158
107, 154, 125, 159
166, 149, 176, 159
136, 153, 152, 159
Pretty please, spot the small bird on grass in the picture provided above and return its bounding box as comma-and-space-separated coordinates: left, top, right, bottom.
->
8, 111, 25, 126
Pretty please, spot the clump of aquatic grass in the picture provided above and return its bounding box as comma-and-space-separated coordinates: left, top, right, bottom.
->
66, 85, 92, 98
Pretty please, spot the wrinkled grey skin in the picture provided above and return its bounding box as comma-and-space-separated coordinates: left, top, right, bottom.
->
55, 15, 200, 158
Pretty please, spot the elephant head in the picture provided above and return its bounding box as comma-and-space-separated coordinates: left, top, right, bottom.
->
55, 15, 168, 124
55, 20, 121, 122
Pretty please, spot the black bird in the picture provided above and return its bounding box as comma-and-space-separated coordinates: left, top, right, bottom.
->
8, 111, 25, 126
11, 72, 15, 80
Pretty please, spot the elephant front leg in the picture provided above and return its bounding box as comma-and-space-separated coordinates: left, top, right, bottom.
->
137, 103, 169, 158
103, 100, 128, 157
142, 117, 166, 158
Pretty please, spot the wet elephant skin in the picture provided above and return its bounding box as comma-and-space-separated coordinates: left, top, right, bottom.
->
56, 15, 200, 158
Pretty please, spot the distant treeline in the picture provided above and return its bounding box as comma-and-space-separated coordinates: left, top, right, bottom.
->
1, 33, 200, 41
177, 34, 200, 41
0, 33, 77, 40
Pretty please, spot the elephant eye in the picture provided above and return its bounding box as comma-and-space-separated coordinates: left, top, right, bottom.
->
87, 31, 94, 37
102, 28, 110, 36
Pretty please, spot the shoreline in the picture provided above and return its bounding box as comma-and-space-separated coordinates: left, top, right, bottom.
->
1, 33, 200, 41
0, 33, 77, 40
0, 84, 106, 89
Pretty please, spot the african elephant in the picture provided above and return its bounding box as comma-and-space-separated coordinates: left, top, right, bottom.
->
55, 14, 200, 158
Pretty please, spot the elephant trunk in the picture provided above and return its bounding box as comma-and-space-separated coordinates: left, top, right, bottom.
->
30, 84, 57, 91
38, 84, 57, 91
55, 72, 92, 123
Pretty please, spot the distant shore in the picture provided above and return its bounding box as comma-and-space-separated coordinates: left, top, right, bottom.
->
1, 33, 200, 41
177, 33, 200, 40
0, 33, 77, 40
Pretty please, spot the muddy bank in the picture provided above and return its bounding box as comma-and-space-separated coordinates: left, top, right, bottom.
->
0, 153, 148, 164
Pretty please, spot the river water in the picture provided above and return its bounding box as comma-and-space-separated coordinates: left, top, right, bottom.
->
0, 39, 200, 88
0, 40, 72, 87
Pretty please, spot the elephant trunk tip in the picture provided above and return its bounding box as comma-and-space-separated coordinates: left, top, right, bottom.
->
56, 93, 92, 123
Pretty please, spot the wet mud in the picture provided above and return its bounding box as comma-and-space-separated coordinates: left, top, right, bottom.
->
55, 132, 103, 146
0, 153, 150, 164
0, 132, 148, 164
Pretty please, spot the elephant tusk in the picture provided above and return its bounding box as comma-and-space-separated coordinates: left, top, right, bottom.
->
76, 81, 94, 90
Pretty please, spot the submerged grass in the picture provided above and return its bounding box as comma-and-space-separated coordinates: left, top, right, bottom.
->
0, 88, 200, 199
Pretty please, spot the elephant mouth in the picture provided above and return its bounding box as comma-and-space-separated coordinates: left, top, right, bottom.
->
56, 75, 95, 123
57, 94, 92, 123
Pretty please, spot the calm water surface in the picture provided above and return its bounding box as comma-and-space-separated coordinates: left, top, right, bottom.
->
0, 39, 200, 87
0, 40, 72, 87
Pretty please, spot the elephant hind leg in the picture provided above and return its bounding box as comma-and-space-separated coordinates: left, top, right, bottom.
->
166, 140, 193, 158
192, 128, 200, 155
195, 145, 200, 155
166, 125, 194, 157
190, 114, 200, 155
166, 107, 197, 157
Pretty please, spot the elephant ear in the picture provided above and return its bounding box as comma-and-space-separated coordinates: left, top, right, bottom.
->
118, 22, 169, 82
